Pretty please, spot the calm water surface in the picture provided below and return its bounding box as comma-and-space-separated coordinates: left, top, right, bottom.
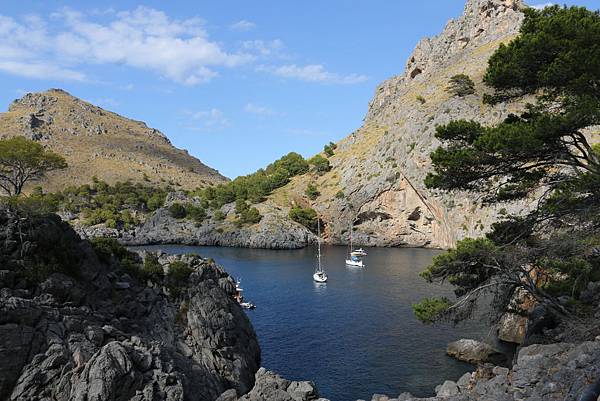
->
137, 245, 492, 401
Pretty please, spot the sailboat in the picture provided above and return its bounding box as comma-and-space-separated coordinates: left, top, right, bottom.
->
313, 220, 328, 283
345, 224, 365, 267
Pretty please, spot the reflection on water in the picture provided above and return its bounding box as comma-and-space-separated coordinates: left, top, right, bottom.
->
135, 244, 492, 401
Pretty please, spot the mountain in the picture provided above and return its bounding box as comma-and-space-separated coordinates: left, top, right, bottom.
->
0, 89, 227, 192
79, 0, 533, 250
263, 0, 551, 248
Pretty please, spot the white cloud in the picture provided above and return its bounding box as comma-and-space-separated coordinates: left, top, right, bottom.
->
244, 103, 277, 117
230, 20, 256, 31
259, 64, 368, 85
184, 108, 230, 131
241, 40, 285, 57
0, 61, 86, 81
0, 7, 254, 85
529, 2, 555, 9
51, 7, 252, 85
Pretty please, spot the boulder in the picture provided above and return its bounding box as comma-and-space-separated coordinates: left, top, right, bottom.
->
446, 339, 506, 365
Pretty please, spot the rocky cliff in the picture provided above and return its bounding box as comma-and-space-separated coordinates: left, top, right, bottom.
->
0, 210, 261, 401
265, 0, 533, 249
0, 89, 227, 192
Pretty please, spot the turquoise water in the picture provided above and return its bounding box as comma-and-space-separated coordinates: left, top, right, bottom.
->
137, 245, 490, 401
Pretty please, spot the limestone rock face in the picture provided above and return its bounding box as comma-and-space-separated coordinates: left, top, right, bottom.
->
0, 211, 260, 401
266, 0, 529, 249
446, 339, 506, 365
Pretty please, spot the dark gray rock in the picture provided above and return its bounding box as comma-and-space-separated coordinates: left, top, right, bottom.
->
238, 369, 322, 401
0, 210, 260, 401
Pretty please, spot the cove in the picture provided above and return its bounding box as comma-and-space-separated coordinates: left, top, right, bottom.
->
135, 245, 491, 401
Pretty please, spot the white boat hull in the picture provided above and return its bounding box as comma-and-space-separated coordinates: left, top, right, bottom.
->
313, 272, 328, 283
345, 259, 364, 267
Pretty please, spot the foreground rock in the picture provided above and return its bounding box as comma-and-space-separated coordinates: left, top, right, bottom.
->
221, 368, 326, 401
365, 340, 600, 401
446, 339, 506, 365
0, 210, 260, 400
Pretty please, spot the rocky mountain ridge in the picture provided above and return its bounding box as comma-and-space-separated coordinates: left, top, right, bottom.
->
264, 0, 533, 249
0, 89, 227, 192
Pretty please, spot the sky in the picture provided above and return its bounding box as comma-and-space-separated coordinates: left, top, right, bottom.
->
0, 1, 597, 178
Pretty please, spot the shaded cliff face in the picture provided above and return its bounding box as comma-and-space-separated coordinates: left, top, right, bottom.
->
270, 0, 530, 248
0, 89, 227, 192
0, 211, 260, 401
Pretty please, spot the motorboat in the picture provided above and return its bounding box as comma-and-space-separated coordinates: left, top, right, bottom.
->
345, 224, 365, 267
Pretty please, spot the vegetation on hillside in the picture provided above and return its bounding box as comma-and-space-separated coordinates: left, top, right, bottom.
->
308, 154, 331, 174
323, 141, 338, 157
414, 6, 600, 325
193, 152, 309, 211
289, 207, 318, 232
32, 178, 169, 229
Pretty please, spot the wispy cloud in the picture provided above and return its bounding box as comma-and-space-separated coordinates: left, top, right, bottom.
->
244, 103, 278, 117
259, 64, 368, 85
183, 108, 230, 132
230, 19, 256, 31
528, 2, 555, 9
241, 40, 285, 57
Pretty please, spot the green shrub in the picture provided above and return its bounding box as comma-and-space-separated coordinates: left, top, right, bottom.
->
214, 210, 225, 221
447, 74, 475, 97
416, 95, 426, 104
335, 190, 345, 199
289, 207, 318, 232
305, 183, 320, 200
234, 200, 262, 226
167, 260, 194, 296
412, 297, 451, 324
323, 142, 337, 157
308, 155, 331, 174
90, 237, 142, 278
185, 204, 206, 222
143, 253, 163, 277
169, 203, 187, 219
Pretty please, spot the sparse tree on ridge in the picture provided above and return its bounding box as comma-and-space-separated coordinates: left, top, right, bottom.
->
0, 136, 67, 197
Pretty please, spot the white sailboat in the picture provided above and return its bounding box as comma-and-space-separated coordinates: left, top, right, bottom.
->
313, 220, 328, 283
345, 224, 365, 267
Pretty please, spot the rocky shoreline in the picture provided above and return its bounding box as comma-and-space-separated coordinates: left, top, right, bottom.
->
2, 210, 600, 401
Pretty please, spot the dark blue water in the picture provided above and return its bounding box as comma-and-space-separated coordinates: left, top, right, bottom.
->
137, 245, 491, 401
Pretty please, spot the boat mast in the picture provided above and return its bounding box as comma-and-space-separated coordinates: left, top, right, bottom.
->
349, 222, 353, 253
317, 219, 322, 272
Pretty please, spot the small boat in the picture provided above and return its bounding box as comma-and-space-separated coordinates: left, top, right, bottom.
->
240, 301, 256, 309
351, 248, 368, 257
346, 254, 364, 268
234, 279, 256, 309
313, 220, 328, 283
345, 224, 365, 267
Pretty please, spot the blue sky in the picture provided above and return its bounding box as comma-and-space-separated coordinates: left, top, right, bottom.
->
0, 1, 596, 178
